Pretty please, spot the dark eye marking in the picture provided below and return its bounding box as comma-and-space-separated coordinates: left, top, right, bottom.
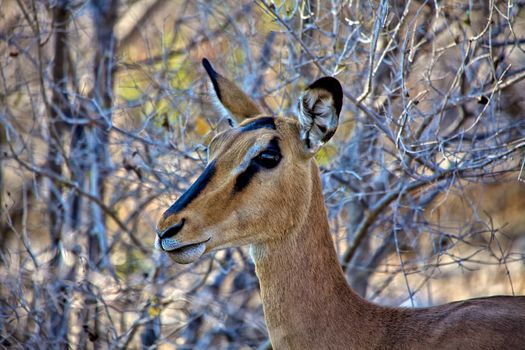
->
163, 160, 216, 218
253, 150, 281, 169
252, 138, 281, 169
233, 137, 281, 193
234, 162, 259, 193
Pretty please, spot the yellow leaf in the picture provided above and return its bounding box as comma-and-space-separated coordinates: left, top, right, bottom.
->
195, 117, 211, 136
316, 144, 337, 166
148, 304, 161, 317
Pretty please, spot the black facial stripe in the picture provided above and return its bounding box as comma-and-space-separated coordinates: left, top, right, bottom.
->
233, 137, 281, 194
239, 117, 276, 132
266, 137, 280, 152
163, 160, 216, 218
234, 162, 259, 193
202, 58, 222, 101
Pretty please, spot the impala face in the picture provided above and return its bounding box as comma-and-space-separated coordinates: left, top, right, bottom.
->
155, 59, 342, 264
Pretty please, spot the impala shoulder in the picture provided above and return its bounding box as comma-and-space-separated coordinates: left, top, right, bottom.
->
405, 296, 525, 347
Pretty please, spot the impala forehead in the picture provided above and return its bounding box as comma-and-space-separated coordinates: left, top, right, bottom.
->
210, 132, 281, 171
208, 120, 282, 163
208, 117, 276, 151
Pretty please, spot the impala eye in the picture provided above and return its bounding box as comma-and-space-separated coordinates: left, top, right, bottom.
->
253, 150, 282, 169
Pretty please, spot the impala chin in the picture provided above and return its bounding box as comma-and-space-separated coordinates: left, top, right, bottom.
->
155, 236, 209, 264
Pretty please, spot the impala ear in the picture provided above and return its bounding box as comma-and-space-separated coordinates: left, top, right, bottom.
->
297, 77, 343, 155
202, 58, 262, 126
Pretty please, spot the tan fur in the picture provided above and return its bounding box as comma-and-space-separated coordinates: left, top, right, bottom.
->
156, 67, 525, 349
209, 74, 262, 123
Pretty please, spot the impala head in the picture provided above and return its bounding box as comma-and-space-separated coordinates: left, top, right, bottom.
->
155, 59, 343, 263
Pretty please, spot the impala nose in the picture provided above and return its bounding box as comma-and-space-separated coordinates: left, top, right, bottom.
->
158, 218, 185, 239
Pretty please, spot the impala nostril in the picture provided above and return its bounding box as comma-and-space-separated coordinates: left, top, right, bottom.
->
159, 218, 185, 239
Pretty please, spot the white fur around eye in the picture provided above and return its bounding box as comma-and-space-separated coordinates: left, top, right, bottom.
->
235, 143, 265, 174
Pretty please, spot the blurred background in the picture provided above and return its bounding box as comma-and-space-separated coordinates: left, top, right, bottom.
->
1, 0, 525, 348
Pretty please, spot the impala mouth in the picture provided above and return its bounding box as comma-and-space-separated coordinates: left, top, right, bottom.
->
155, 236, 210, 264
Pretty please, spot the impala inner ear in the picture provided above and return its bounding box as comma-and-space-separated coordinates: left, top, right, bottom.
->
202, 58, 262, 126
297, 76, 343, 155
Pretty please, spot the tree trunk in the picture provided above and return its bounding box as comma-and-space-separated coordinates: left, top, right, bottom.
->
47, 2, 72, 348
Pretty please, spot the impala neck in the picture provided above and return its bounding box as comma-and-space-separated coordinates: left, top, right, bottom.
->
250, 162, 383, 349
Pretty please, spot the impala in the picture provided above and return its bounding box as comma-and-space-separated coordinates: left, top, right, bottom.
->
155, 59, 525, 349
